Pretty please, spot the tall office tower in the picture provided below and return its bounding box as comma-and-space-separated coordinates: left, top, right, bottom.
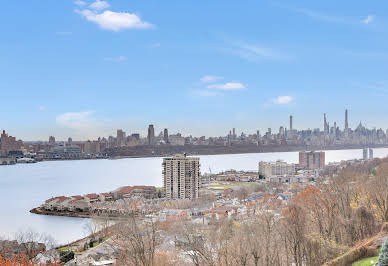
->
290, 115, 293, 131
279, 126, 284, 136
345, 109, 349, 130
334, 122, 337, 137
363, 148, 368, 160
299, 151, 325, 169
68, 137, 73, 145
232, 128, 236, 139
163, 154, 200, 200
49, 136, 56, 145
117, 129, 124, 147
369, 148, 374, 160
147, 125, 155, 145
163, 128, 169, 143
324, 113, 327, 133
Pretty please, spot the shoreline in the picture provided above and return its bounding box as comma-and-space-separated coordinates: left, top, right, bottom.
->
6, 144, 388, 166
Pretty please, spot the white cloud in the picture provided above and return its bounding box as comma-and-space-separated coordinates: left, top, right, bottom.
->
56, 111, 96, 129
104, 55, 127, 62
89, 0, 110, 11
76, 9, 153, 31
74, 0, 87, 6
207, 82, 246, 91
362, 15, 375, 24
200, 75, 223, 83
272, 96, 294, 104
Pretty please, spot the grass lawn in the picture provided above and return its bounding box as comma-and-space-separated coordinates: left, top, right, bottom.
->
352, 256, 379, 266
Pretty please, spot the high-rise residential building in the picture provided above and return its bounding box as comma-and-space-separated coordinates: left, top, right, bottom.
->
68, 137, 73, 145
163, 128, 169, 143
345, 109, 349, 130
163, 154, 200, 200
363, 148, 368, 160
232, 128, 236, 139
259, 160, 295, 178
147, 125, 155, 145
299, 151, 325, 169
290, 115, 293, 131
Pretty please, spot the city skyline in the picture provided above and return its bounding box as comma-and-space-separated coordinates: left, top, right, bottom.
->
2, 1, 388, 140
2, 109, 385, 142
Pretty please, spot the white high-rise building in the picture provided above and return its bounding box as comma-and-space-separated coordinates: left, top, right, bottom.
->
259, 160, 295, 178
163, 154, 200, 200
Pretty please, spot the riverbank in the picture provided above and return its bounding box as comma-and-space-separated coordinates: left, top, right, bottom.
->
30, 208, 92, 219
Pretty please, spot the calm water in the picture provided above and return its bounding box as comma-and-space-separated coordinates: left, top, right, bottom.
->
1, 148, 388, 245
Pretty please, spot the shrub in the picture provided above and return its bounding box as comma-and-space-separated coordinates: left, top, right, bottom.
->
377, 237, 388, 266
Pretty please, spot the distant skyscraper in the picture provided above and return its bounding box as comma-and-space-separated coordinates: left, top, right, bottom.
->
279, 126, 284, 136
363, 148, 368, 160
68, 137, 73, 145
232, 128, 236, 139
324, 113, 327, 134
290, 115, 293, 131
117, 129, 124, 147
345, 109, 349, 130
147, 125, 155, 145
163, 128, 169, 143
49, 136, 56, 145
163, 154, 200, 200
369, 148, 374, 160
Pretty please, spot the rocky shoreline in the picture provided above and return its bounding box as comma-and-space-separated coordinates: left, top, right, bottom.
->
30, 207, 92, 219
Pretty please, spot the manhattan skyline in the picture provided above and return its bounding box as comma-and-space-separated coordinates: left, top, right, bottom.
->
1, 0, 388, 140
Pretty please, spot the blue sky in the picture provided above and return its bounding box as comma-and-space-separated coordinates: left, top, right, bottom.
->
1, 0, 388, 140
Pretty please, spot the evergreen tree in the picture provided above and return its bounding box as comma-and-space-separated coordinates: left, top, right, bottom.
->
378, 237, 388, 266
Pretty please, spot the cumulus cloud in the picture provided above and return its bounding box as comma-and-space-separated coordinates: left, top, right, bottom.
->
207, 82, 246, 91
361, 15, 375, 24
89, 0, 110, 11
76, 9, 153, 31
56, 111, 96, 129
272, 96, 294, 104
200, 75, 224, 83
74, 0, 87, 6
104, 55, 127, 62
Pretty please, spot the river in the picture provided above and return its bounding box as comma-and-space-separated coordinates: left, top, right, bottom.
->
1, 148, 388, 245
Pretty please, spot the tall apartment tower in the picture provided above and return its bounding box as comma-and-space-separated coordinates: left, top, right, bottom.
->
163, 154, 200, 200
290, 115, 293, 131
147, 125, 155, 145
345, 109, 349, 130
299, 151, 325, 169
